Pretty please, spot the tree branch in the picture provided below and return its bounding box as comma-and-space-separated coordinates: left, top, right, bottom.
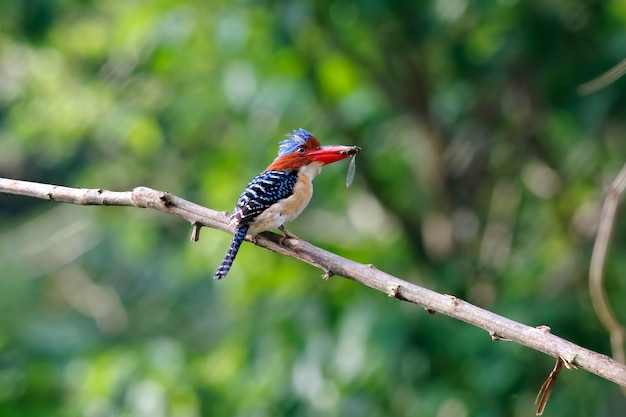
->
1, 177, 626, 388
589, 163, 626, 370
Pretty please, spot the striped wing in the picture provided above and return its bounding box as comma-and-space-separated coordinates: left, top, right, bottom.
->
231, 170, 298, 225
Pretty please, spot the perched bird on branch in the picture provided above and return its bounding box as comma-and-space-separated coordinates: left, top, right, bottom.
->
213, 128, 360, 280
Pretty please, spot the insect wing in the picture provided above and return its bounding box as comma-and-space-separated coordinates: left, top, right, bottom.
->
346, 155, 356, 187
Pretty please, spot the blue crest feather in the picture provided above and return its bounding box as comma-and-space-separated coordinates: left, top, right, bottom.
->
277, 129, 312, 157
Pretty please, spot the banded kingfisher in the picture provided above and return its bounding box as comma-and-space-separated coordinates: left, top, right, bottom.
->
213, 128, 360, 280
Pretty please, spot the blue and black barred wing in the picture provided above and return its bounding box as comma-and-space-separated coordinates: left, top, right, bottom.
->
231, 170, 298, 225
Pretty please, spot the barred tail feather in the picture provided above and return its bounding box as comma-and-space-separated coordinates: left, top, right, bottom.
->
213, 225, 249, 280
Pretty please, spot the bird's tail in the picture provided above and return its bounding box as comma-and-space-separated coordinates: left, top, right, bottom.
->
213, 224, 249, 280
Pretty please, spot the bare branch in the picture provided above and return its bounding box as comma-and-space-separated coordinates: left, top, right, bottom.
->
0, 177, 233, 234
589, 164, 626, 370
578, 57, 626, 95
2, 177, 626, 388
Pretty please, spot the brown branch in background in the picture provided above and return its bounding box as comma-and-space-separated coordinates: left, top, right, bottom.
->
589, 164, 626, 376
2, 177, 626, 392
578, 57, 626, 95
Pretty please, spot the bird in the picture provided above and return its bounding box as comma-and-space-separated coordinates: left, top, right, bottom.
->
213, 128, 360, 280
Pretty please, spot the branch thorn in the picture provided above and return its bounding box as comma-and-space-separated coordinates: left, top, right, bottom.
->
490, 331, 511, 341
445, 294, 459, 309
159, 192, 172, 205
388, 285, 409, 301
536, 325, 551, 333
190, 222, 202, 242
387, 285, 400, 297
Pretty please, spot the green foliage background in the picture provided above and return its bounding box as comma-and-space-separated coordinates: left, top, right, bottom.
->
1, 0, 626, 416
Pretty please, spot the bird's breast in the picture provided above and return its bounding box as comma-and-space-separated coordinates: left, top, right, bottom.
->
248, 171, 313, 235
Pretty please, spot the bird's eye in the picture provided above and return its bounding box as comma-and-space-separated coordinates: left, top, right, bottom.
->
296, 147, 306, 154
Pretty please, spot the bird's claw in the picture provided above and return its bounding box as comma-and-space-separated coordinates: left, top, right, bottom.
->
278, 225, 300, 247
279, 225, 299, 240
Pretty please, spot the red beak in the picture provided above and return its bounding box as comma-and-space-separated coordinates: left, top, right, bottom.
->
307, 145, 361, 165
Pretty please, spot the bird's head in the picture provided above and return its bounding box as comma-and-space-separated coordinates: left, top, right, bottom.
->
267, 128, 360, 171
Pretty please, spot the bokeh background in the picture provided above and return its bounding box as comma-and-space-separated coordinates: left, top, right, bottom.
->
1, 1, 626, 416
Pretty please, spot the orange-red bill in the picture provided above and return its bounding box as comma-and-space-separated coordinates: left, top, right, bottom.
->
308, 145, 361, 165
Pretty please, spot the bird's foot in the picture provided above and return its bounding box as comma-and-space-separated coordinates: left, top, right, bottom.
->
279, 225, 299, 239
278, 225, 300, 247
